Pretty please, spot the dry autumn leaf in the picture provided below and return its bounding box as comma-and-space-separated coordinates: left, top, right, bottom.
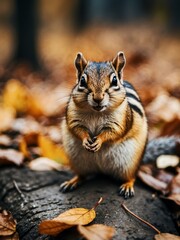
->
137, 169, 168, 192
0, 106, 15, 132
54, 208, 96, 225
39, 219, 72, 236
156, 155, 179, 169
0, 210, 16, 236
154, 233, 180, 240
146, 94, 180, 123
2, 79, 44, 117
28, 157, 68, 171
0, 135, 11, 146
0, 149, 24, 166
2, 79, 29, 114
39, 207, 96, 236
78, 224, 116, 240
38, 134, 69, 165
1, 232, 19, 240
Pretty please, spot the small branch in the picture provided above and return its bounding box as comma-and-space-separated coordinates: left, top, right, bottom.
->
92, 197, 103, 210
121, 203, 161, 234
13, 180, 27, 202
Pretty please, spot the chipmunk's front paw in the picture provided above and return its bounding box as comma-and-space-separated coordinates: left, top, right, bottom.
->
82, 137, 94, 151
89, 137, 102, 152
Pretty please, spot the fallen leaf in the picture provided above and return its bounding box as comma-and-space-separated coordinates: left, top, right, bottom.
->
39, 219, 72, 236
19, 137, 29, 158
38, 135, 69, 165
78, 224, 116, 240
0, 149, 24, 166
39, 207, 96, 236
0, 210, 16, 236
54, 208, 96, 225
12, 117, 41, 135
156, 155, 179, 169
0, 135, 11, 146
166, 168, 180, 195
2, 79, 29, 114
160, 118, 180, 136
146, 94, 180, 123
19, 133, 39, 158
163, 194, 180, 206
138, 169, 168, 192
154, 233, 180, 240
1, 232, 19, 240
28, 157, 67, 171
0, 106, 15, 132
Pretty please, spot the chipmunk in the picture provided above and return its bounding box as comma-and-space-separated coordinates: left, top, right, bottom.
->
60, 52, 179, 199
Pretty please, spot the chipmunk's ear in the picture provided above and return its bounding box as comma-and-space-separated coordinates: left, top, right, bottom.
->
75, 52, 87, 77
112, 52, 126, 79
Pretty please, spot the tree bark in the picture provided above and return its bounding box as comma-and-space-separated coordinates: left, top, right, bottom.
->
0, 166, 178, 239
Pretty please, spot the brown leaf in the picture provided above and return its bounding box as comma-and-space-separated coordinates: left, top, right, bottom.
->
78, 224, 116, 240
1, 232, 19, 240
138, 169, 168, 192
146, 94, 180, 123
0, 210, 16, 236
19, 133, 39, 158
39, 208, 96, 236
38, 135, 69, 165
154, 233, 180, 240
163, 194, 180, 206
138, 164, 176, 194
0, 149, 24, 166
166, 168, 180, 195
39, 219, 72, 236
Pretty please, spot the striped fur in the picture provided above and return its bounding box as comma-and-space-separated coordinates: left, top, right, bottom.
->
61, 52, 148, 198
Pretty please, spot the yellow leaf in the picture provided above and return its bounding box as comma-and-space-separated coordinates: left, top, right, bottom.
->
2, 79, 44, 117
0, 106, 15, 132
3, 79, 29, 113
54, 208, 96, 225
19, 137, 29, 158
154, 233, 180, 240
78, 224, 116, 240
38, 135, 69, 165
39, 207, 96, 236
39, 219, 72, 236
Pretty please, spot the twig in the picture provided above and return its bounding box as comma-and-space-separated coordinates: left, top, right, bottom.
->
13, 180, 26, 202
92, 197, 103, 210
121, 203, 161, 234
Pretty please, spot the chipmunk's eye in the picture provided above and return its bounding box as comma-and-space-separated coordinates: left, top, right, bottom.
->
111, 75, 118, 87
79, 76, 87, 88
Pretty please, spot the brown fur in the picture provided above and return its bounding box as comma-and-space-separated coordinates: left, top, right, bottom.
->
60, 52, 148, 198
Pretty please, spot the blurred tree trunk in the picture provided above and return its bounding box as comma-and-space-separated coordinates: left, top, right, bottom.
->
14, 0, 40, 70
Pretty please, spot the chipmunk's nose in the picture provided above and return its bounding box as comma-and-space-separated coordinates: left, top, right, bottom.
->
93, 94, 104, 104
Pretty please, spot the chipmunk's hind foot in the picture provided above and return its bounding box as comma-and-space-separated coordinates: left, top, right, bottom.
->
118, 179, 135, 199
60, 175, 82, 193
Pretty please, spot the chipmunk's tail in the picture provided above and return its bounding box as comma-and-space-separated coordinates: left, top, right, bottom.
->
142, 136, 180, 164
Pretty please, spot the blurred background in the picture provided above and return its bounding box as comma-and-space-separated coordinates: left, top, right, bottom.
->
0, 0, 179, 138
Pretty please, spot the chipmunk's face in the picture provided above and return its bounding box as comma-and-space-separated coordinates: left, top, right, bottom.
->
73, 52, 126, 112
